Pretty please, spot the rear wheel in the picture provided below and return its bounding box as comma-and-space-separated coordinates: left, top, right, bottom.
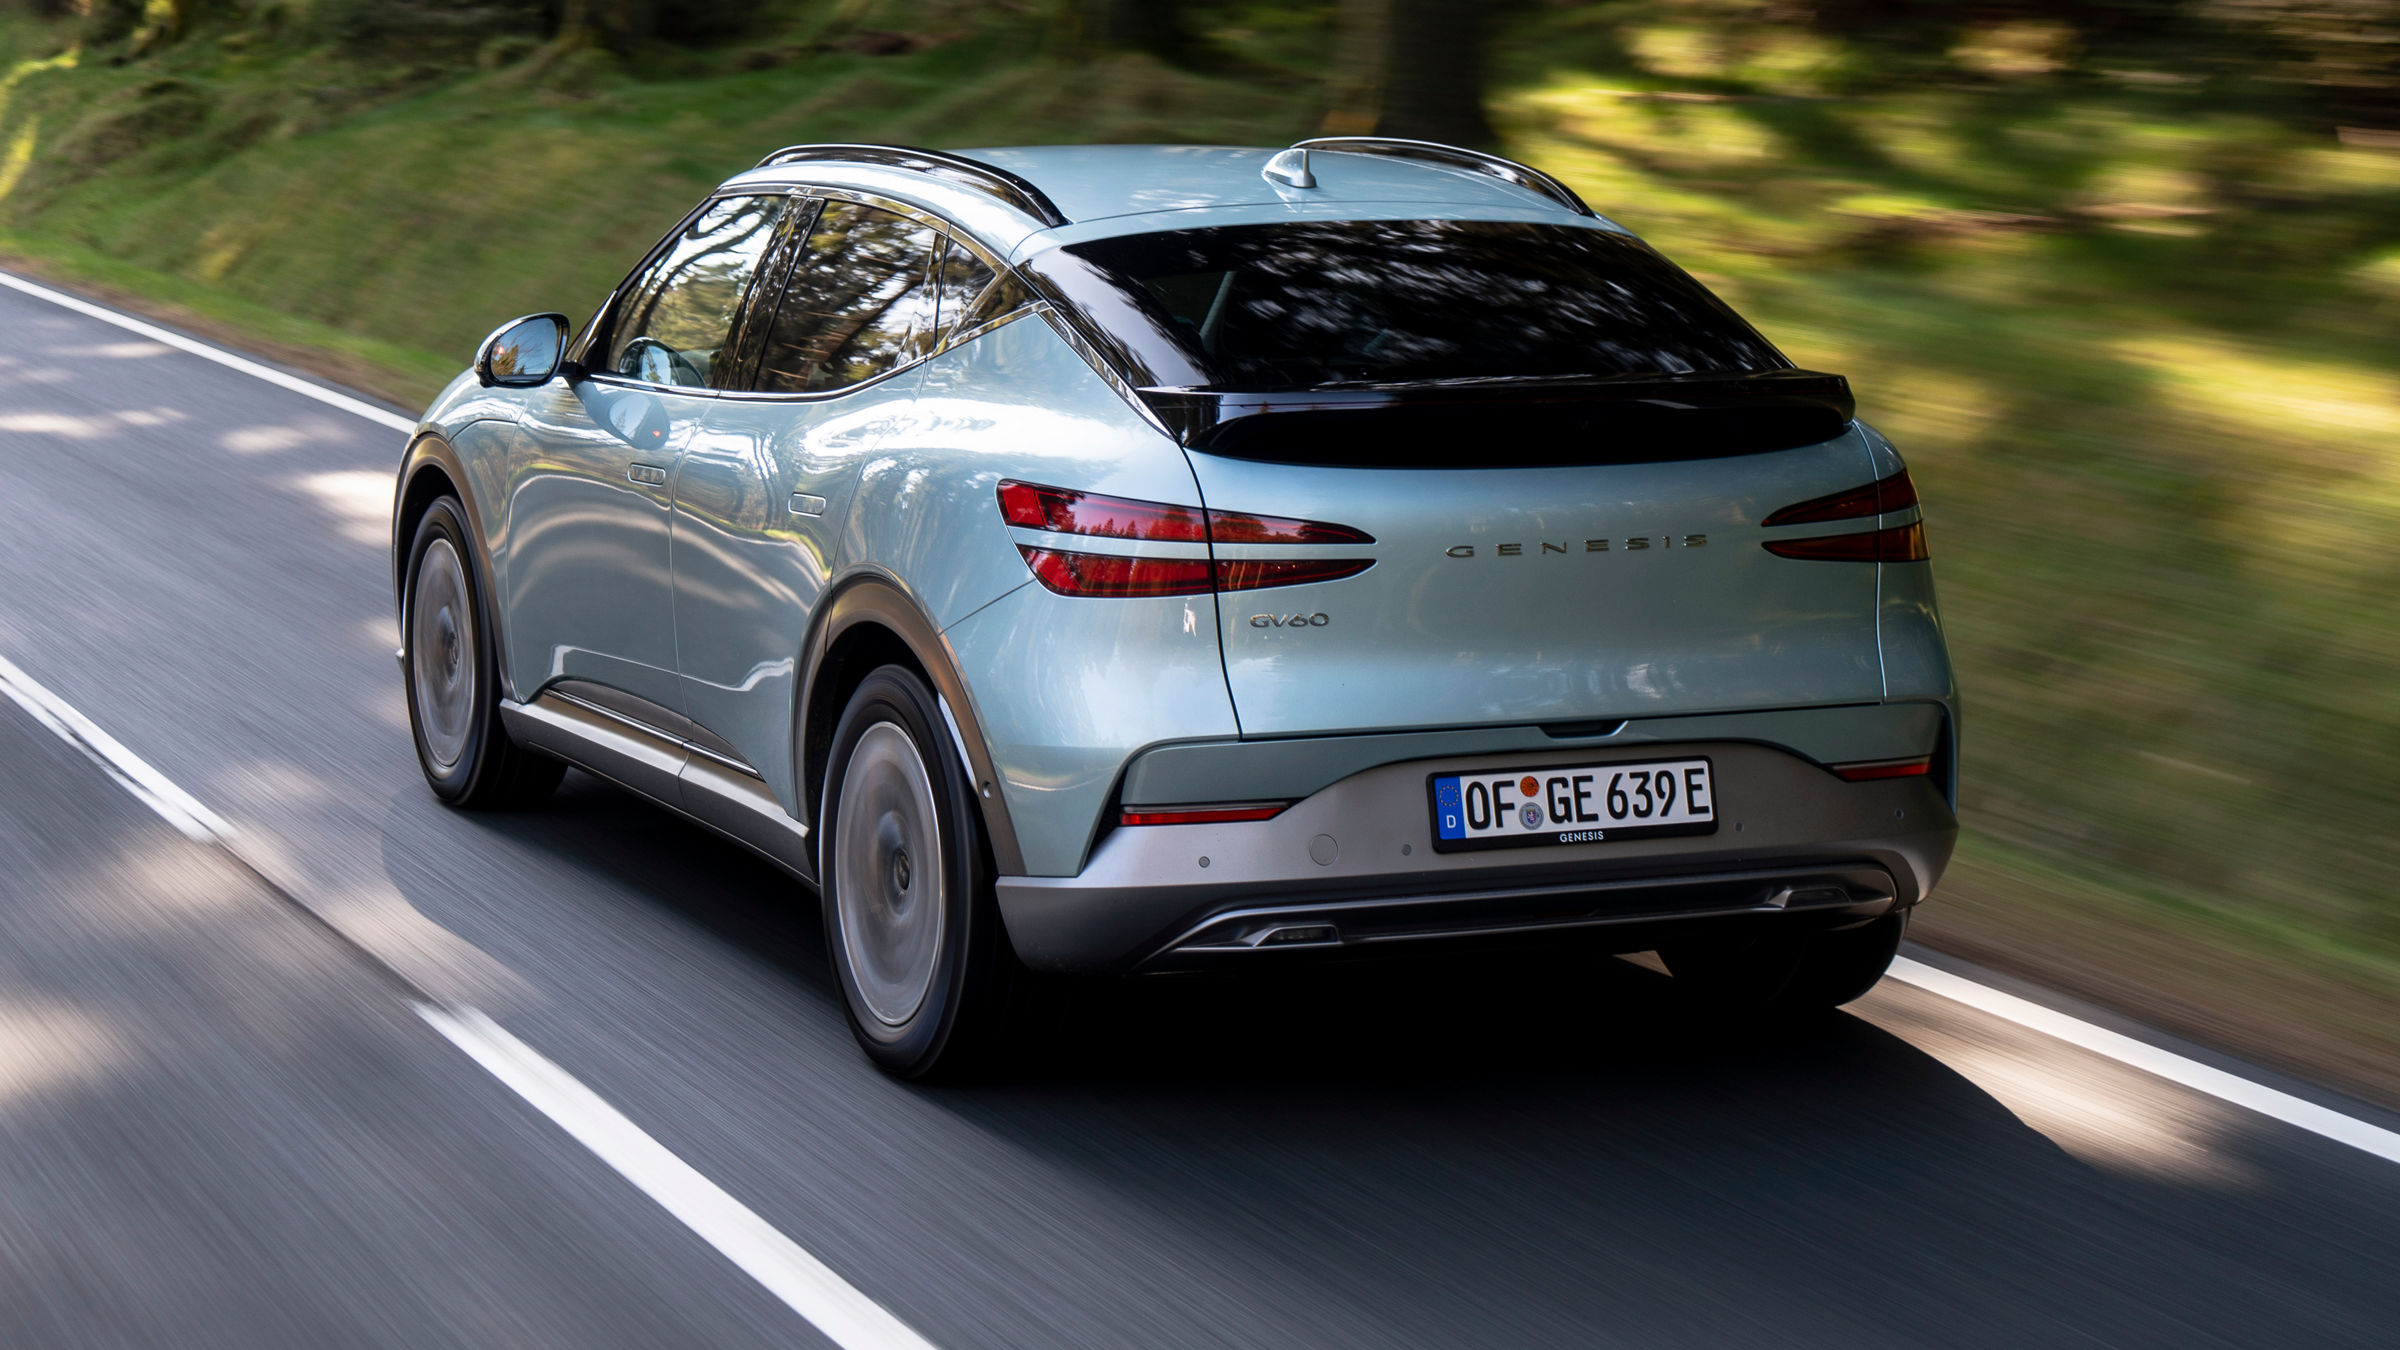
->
820, 665, 1013, 1079
402, 496, 562, 808
1662, 910, 1906, 1018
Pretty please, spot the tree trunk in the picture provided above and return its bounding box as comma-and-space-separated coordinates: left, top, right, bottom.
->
1323, 0, 1496, 147
1052, 0, 1189, 64
554, 0, 661, 50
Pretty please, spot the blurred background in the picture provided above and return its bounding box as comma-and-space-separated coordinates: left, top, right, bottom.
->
0, 0, 2393, 1102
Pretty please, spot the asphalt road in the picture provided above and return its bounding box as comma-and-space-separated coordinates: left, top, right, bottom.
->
3, 276, 2398, 1349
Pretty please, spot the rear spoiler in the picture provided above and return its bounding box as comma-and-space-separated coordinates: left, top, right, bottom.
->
1136, 370, 1856, 468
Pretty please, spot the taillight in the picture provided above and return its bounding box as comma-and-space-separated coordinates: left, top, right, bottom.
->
998, 480, 1207, 542
1762, 469, 1917, 527
1016, 547, 1215, 598
1830, 757, 1932, 782
999, 481, 1374, 597
1761, 469, 1928, 562
1207, 512, 1373, 545
1216, 558, 1374, 591
1119, 802, 1289, 826
1763, 521, 1928, 563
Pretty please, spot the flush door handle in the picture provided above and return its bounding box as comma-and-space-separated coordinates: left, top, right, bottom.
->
626, 463, 668, 486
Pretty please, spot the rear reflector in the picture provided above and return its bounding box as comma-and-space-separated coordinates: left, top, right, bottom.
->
1120, 803, 1290, 826
1762, 469, 1917, 527
1830, 757, 1932, 782
1762, 521, 1928, 563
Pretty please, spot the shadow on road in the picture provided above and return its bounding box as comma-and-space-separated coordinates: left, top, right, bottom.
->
420, 768, 2400, 1350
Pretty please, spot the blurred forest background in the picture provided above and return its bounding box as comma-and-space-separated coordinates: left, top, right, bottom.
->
1, 0, 2397, 1096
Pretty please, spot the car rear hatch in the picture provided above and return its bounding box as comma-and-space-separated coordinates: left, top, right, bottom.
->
1022, 215, 1894, 738
1156, 379, 1886, 735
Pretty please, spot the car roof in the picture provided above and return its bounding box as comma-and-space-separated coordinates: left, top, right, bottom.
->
723, 143, 1618, 264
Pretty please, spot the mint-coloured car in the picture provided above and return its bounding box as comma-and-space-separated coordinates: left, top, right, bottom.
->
394, 140, 1958, 1076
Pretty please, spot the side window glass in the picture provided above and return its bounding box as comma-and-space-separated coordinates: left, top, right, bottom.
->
953, 269, 1032, 336
933, 239, 995, 339
605, 195, 785, 390
755, 202, 940, 395
719, 197, 822, 392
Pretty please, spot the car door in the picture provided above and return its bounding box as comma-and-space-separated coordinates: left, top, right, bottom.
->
504, 193, 788, 719
670, 197, 951, 813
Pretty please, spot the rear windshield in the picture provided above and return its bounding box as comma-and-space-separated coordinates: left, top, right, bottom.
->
1024, 220, 1789, 390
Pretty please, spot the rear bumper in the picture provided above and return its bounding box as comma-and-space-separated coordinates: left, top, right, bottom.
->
994, 739, 1955, 974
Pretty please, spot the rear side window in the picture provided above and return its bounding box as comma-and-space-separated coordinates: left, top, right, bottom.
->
1026, 219, 1789, 389
932, 240, 995, 337
605, 195, 787, 390
753, 202, 941, 394
952, 269, 1031, 336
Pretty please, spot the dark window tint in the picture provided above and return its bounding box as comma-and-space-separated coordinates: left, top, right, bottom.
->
1026, 220, 1789, 389
606, 195, 786, 389
755, 202, 940, 394
933, 240, 995, 336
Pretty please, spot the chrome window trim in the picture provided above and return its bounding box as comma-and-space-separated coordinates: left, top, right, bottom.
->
940, 303, 1035, 352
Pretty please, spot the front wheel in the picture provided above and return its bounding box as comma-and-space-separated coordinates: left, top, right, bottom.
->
1662, 910, 1907, 1018
820, 665, 1013, 1079
402, 496, 563, 809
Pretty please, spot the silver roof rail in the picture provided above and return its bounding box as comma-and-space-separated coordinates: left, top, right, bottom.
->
1289, 137, 1596, 218
752, 143, 1070, 228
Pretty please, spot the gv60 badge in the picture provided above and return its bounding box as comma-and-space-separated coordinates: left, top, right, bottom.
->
1251, 613, 1331, 628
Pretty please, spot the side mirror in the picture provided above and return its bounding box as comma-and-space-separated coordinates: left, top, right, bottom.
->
475, 313, 570, 388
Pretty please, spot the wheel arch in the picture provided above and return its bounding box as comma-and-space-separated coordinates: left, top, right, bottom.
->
797, 571, 1027, 878
396, 430, 513, 694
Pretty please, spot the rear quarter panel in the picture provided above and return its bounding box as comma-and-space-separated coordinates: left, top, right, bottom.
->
859, 311, 1238, 876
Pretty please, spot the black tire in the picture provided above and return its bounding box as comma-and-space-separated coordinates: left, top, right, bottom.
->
401, 496, 563, 809
819, 665, 1014, 1079
1662, 909, 1907, 1018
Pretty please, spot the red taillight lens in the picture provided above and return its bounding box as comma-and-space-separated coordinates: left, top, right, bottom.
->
997, 480, 1375, 546
1000, 481, 1374, 595
1762, 470, 1918, 527
1119, 802, 1289, 826
1207, 512, 1374, 545
1830, 757, 1932, 782
1016, 546, 1216, 598
998, 480, 1208, 541
1216, 558, 1375, 591
1017, 549, 1375, 597
1762, 521, 1927, 563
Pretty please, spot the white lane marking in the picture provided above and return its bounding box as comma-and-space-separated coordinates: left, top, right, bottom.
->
0, 269, 419, 435
0, 642, 937, 1348
416, 1005, 939, 1350
1890, 956, 2400, 1166
4, 629, 2396, 1317
0, 650, 232, 844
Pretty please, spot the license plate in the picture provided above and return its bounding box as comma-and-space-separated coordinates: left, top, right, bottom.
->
1428, 758, 1716, 853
